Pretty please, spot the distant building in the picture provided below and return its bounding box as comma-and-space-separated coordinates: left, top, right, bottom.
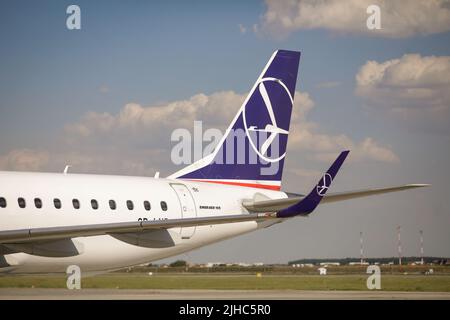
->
237, 262, 251, 267
205, 262, 223, 268
318, 267, 327, 275
349, 262, 369, 266
293, 263, 314, 268
320, 262, 340, 266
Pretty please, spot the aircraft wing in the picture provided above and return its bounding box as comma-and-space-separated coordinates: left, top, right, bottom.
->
0, 213, 274, 244
243, 184, 430, 213
0, 151, 344, 248
0, 184, 428, 254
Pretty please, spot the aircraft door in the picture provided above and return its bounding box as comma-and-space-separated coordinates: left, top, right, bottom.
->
170, 183, 197, 239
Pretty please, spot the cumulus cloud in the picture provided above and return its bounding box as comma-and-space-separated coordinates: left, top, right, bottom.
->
0, 149, 49, 171
64, 89, 398, 166
0, 147, 165, 177
288, 93, 399, 163
0, 88, 397, 176
28, 92, 247, 176
65, 91, 244, 140
355, 54, 450, 128
51, 150, 162, 177
258, 0, 450, 38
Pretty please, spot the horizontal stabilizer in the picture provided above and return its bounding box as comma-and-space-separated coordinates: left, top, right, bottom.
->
243, 184, 430, 213
321, 184, 430, 204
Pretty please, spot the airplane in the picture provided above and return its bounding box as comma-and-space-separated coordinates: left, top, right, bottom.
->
0, 50, 428, 274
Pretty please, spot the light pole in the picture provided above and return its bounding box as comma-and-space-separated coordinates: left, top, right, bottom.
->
397, 226, 402, 265
360, 231, 364, 264
420, 230, 424, 265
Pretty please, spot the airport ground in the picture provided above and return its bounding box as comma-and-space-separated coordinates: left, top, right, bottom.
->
1, 288, 450, 300
1, 273, 450, 291
0, 274, 450, 299
1, 265, 449, 299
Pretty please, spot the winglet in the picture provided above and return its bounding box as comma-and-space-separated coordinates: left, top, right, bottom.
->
277, 151, 350, 218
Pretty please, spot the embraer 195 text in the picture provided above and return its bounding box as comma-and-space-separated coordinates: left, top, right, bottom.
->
0, 50, 428, 273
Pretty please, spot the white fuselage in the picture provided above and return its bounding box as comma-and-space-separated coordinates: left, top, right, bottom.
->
0, 171, 286, 273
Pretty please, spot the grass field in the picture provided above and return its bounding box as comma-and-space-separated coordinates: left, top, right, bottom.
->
1, 273, 449, 292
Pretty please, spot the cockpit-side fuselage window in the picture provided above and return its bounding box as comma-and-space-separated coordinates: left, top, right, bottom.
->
160, 201, 168, 211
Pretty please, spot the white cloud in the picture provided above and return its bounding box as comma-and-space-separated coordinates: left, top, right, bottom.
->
258, 0, 450, 38
0, 147, 164, 177
51, 150, 161, 177
25, 92, 247, 176
356, 54, 450, 128
65, 91, 244, 139
65, 89, 398, 166
289, 91, 399, 163
0, 149, 49, 171
0, 88, 397, 176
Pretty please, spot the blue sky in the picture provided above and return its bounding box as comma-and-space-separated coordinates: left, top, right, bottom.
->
1, 0, 450, 262
2, 1, 449, 145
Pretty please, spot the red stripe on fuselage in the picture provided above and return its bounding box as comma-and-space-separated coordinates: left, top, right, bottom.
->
186, 179, 281, 191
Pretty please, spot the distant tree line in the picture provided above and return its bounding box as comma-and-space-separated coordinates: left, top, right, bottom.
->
169, 260, 188, 267
288, 257, 449, 265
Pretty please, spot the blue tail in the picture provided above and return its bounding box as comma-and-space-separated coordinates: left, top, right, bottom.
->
169, 50, 301, 190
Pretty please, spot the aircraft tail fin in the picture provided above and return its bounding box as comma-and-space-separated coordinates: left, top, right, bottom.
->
169, 50, 301, 191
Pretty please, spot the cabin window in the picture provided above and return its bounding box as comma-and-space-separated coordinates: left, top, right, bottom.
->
18, 197, 26, 208
126, 200, 134, 210
54, 198, 62, 209
160, 201, 167, 211
72, 199, 80, 209
0, 197, 6, 208
109, 200, 116, 210
143, 200, 151, 211
91, 199, 99, 210
34, 198, 42, 209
